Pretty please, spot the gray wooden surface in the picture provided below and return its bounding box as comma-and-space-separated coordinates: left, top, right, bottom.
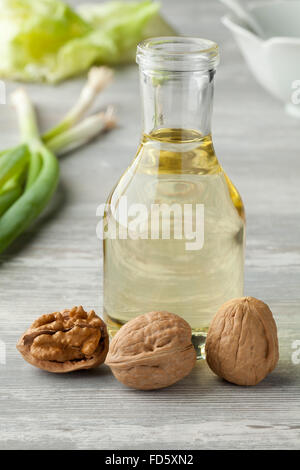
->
0, 0, 299, 450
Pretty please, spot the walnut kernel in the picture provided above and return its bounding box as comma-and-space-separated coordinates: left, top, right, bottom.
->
17, 306, 109, 373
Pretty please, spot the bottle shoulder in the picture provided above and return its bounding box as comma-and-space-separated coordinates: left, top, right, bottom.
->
107, 129, 245, 221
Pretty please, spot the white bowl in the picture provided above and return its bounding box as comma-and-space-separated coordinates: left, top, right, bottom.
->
222, 0, 300, 117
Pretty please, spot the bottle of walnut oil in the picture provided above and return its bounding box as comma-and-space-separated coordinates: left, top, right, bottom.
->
103, 37, 245, 358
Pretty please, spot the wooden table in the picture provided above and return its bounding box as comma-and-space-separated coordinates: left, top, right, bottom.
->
0, 0, 299, 450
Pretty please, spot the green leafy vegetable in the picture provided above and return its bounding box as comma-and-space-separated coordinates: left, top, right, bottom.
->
77, 1, 175, 64
0, 0, 175, 83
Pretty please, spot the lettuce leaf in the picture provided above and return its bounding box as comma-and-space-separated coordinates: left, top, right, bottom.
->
0, 0, 92, 81
77, 1, 175, 64
0, 0, 176, 83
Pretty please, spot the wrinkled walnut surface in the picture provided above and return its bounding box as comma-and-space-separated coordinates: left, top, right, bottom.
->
17, 306, 109, 373
106, 311, 196, 390
205, 297, 279, 386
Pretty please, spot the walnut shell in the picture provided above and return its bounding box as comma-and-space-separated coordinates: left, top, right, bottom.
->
17, 306, 109, 373
205, 297, 279, 386
106, 311, 196, 390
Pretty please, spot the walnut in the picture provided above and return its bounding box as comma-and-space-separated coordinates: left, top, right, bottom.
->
205, 297, 279, 386
17, 306, 109, 373
105, 311, 196, 390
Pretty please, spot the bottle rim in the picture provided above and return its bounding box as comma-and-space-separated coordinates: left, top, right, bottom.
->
136, 37, 219, 72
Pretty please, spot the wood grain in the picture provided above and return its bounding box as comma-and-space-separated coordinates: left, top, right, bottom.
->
0, 0, 299, 450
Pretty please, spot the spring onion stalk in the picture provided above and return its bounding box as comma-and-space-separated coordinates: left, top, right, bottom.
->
0, 185, 22, 217
0, 163, 28, 216
0, 145, 29, 188
0, 66, 115, 162
0, 104, 116, 217
25, 152, 42, 190
43, 66, 114, 143
0, 105, 117, 163
0, 67, 116, 234
48, 106, 116, 156
0, 89, 59, 254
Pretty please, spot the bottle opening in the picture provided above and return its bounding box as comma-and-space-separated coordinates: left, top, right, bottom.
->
136, 37, 219, 72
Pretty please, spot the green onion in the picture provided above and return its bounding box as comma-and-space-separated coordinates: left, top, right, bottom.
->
48, 106, 116, 156
43, 66, 114, 143
0, 89, 59, 254
0, 66, 116, 253
0, 146, 28, 189
0, 185, 22, 218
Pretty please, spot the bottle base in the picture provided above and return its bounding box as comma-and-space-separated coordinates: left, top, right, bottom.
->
191, 330, 208, 360
105, 313, 126, 338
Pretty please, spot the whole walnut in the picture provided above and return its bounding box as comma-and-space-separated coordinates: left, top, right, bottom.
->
17, 306, 109, 373
106, 311, 196, 390
205, 297, 279, 386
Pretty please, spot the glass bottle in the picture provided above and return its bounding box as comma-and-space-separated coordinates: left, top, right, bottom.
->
103, 37, 245, 358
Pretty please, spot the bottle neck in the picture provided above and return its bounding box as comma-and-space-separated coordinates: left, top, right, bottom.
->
139, 67, 215, 138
